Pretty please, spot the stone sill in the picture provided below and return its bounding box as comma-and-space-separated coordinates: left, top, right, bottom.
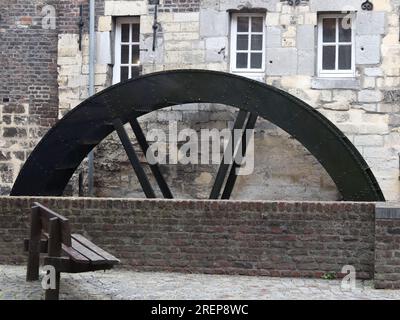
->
311, 77, 361, 90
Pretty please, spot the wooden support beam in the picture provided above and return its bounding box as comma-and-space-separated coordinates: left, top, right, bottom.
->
209, 110, 248, 199
113, 118, 156, 198
129, 118, 173, 199
221, 113, 258, 199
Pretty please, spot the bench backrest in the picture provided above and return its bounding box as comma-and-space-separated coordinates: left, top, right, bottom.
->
32, 202, 72, 247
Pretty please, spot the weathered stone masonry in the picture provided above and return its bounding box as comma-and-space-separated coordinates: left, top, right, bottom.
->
2, 0, 400, 202
2, 196, 400, 289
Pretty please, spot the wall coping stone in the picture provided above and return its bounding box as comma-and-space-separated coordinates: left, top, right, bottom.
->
376, 202, 400, 219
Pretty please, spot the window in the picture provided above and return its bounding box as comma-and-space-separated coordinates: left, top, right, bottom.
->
113, 17, 140, 84
318, 14, 355, 77
230, 13, 265, 74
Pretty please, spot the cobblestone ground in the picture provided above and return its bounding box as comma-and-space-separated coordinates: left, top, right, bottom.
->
1, 265, 400, 300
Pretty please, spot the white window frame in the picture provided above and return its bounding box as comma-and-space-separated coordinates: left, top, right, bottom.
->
230, 13, 266, 75
113, 17, 141, 84
317, 13, 356, 78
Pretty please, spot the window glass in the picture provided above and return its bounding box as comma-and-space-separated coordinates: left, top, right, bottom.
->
251, 35, 263, 50
338, 45, 352, 70
338, 18, 352, 42
120, 66, 129, 82
322, 46, 336, 70
250, 53, 262, 69
237, 35, 249, 50
237, 17, 249, 32
236, 53, 248, 68
131, 45, 140, 64
323, 18, 336, 42
121, 24, 130, 42
132, 24, 140, 42
251, 17, 263, 32
121, 45, 129, 64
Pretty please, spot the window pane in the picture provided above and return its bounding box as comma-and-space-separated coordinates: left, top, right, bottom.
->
132, 45, 140, 64
121, 24, 130, 42
237, 35, 248, 50
251, 35, 263, 50
339, 45, 352, 70
237, 17, 249, 32
236, 53, 248, 68
131, 66, 140, 78
251, 17, 263, 32
322, 46, 336, 70
323, 18, 336, 42
120, 66, 129, 82
250, 53, 262, 69
338, 18, 352, 42
132, 23, 140, 42
121, 45, 129, 64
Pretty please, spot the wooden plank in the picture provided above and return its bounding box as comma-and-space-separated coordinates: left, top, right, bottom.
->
72, 234, 120, 264
34, 202, 72, 246
61, 244, 90, 264
71, 239, 106, 264
24, 238, 48, 253
26, 206, 41, 281
45, 217, 61, 300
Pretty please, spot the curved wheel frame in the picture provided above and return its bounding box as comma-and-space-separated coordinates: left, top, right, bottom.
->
11, 70, 385, 201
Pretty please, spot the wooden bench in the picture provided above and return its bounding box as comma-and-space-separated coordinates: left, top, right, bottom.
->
24, 202, 119, 300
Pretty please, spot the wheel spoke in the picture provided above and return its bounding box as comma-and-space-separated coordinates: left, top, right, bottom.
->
113, 118, 156, 198
221, 113, 258, 199
129, 118, 173, 199
209, 110, 248, 199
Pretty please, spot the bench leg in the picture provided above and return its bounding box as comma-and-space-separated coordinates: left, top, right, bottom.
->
44, 270, 60, 300
26, 241, 40, 281
26, 206, 41, 282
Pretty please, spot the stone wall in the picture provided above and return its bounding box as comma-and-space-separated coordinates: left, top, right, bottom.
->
2, 0, 400, 202
0, 196, 375, 279
375, 203, 400, 289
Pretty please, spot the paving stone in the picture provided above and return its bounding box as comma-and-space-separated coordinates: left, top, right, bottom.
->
1, 265, 400, 300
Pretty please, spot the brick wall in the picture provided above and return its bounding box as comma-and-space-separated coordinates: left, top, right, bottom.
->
0, 196, 375, 279
375, 203, 400, 289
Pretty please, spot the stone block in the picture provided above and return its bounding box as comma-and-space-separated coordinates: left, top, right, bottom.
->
297, 25, 315, 50
358, 90, 383, 103
200, 8, 229, 38
297, 50, 315, 76
354, 135, 384, 147
266, 26, 281, 48
173, 12, 199, 23
311, 78, 360, 90
104, 0, 147, 16
266, 48, 297, 76
98, 16, 112, 32
205, 37, 228, 63
364, 67, 383, 77
310, 0, 363, 11
266, 12, 280, 26
219, 0, 278, 12
356, 12, 386, 35
356, 35, 381, 65
96, 32, 112, 65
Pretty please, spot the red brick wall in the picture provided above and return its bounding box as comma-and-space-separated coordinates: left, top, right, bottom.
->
0, 197, 375, 279
375, 204, 400, 289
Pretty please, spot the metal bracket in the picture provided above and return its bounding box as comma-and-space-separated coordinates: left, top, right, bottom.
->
361, 0, 373, 11
77, 4, 84, 51
149, 0, 160, 52
287, 0, 301, 6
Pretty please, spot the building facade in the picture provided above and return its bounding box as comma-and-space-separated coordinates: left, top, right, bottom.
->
1, 0, 400, 201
